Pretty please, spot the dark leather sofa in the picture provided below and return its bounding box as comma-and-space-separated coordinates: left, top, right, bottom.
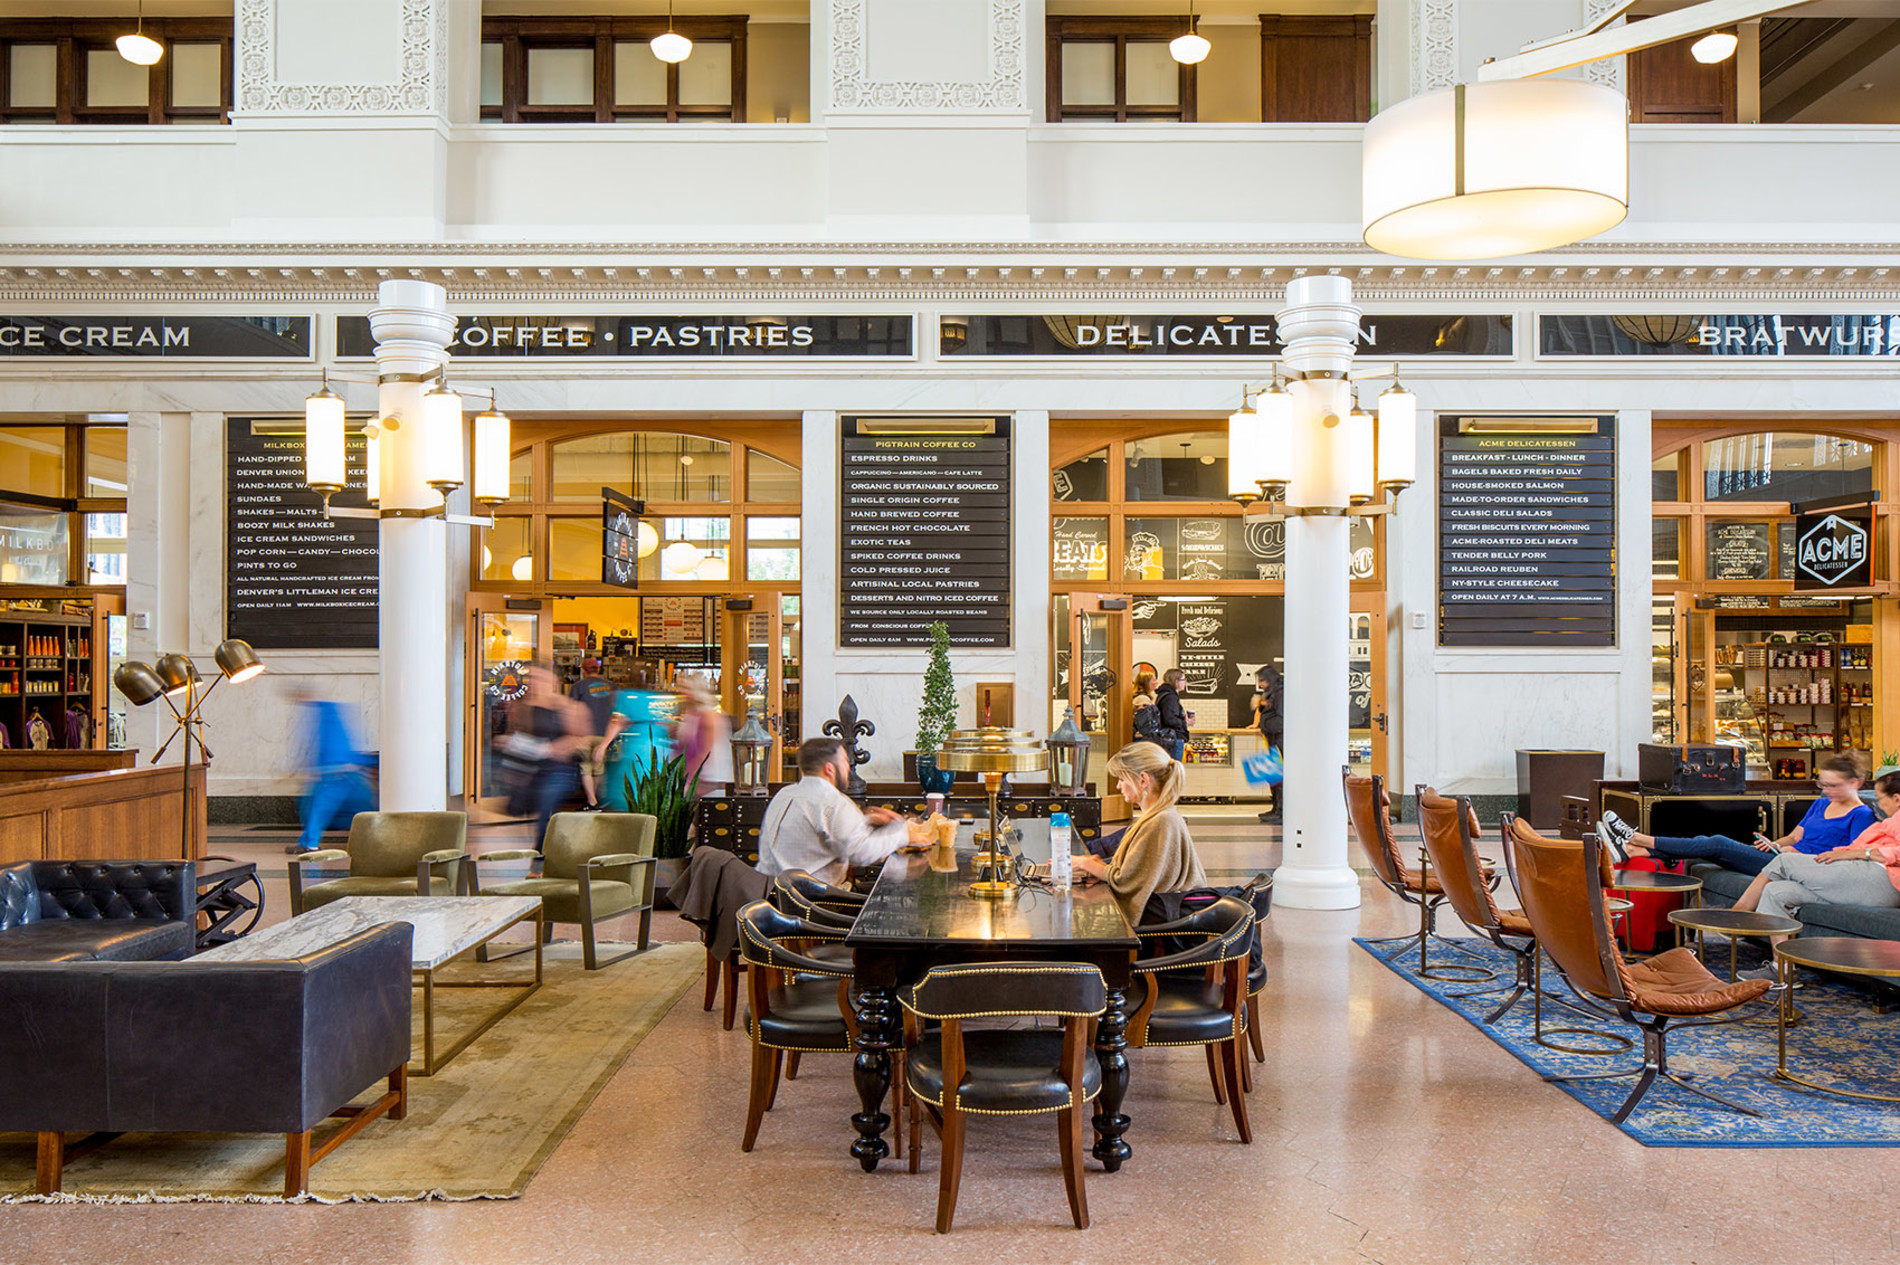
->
0, 922, 414, 1197
1690, 860, 1900, 939
0, 860, 196, 962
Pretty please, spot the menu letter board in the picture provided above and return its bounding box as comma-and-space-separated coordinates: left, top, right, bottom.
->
226, 419, 379, 650
839, 416, 1011, 648
1438, 416, 1617, 648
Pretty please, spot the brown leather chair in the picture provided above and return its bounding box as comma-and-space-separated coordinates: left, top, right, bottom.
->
1344, 769, 1492, 981
1418, 788, 1537, 1023
1512, 824, 1775, 1123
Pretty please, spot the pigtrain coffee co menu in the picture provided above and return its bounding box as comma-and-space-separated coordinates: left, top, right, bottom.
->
227, 419, 379, 650
1438, 416, 1617, 648
840, 416, 1011, 647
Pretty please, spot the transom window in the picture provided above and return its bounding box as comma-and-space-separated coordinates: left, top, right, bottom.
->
481, 16, 747, 123
0, 19, 232, 125
1046, 18, 1196, 122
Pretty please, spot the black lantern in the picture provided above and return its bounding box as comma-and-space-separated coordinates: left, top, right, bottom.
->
730, 708, 774, 796
1046, 706, 1090, 797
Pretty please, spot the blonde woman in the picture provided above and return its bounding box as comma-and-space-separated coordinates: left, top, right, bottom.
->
1074, 742, 1209, 923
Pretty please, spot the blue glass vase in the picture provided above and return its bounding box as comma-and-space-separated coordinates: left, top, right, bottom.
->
916, 751, 955, 795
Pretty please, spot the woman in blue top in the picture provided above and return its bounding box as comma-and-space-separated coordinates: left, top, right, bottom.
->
1598, 754, 1874, 876
600, 669, 676, 812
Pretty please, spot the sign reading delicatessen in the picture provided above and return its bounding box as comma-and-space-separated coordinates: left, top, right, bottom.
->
1439, 415, 1617, 649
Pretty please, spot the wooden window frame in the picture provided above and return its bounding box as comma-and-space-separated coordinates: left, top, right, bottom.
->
0, 19, 232, 125
481, 16, 748, 124
1045, 17, 1197, 123
1258, 14, 1372, 123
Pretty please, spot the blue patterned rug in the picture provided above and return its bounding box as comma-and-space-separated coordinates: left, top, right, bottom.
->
1356, 935, 1900, 1146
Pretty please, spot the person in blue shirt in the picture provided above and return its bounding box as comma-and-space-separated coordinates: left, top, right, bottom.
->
1598, 754, 1874, 876
600, 669, 676, 812
291, 690, 378, 854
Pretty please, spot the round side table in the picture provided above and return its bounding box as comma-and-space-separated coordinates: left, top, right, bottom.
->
1774, 937, 1900, 1103
1667, 908, 1801, 981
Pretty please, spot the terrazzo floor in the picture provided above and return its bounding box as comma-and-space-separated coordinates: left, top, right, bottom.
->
2, 809, 1892, 1264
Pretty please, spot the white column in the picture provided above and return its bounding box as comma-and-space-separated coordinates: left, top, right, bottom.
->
368, 280, 456, 810
1274, 276, 1363, 910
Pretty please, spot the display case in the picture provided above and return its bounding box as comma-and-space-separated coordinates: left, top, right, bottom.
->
1711, 637, 1866, 781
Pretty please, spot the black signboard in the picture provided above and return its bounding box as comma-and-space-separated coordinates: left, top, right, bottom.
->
602, 488, 646, 589
1707, 522, 1774, 580
1131, 595, 1285, 726
1438, 416, 1617, 648
0, 316, 310, 358
1540, 314, 1900, 358
1792, 506, 1874, 590
839, 416, 1010, 648
226, 419, 378, 650
944, 313, 1513, 358
337, 314, 913, 358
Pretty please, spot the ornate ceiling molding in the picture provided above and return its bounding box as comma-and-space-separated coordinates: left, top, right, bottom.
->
1412, 0, 1457, 95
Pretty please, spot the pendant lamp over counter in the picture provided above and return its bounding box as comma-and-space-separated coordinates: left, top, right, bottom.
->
1361, 78, 1628, 260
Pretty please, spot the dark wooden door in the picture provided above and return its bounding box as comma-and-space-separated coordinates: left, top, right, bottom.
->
1629, 31, 1737, 123
1259, 15, 1371, 122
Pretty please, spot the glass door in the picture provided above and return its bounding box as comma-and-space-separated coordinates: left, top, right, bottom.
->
1348, 600, 1387, 779
465, 596, 546, 815
1060, 593, 1133, 816
722, 601, 783, 775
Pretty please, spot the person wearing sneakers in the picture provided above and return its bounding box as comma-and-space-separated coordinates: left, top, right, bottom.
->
1598, 754, 1874, 878
1731, 769, 1900, 929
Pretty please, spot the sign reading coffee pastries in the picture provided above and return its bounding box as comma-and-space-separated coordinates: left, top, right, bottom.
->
1438, 415, 1617, 648
226, 418, 378, 650
337, 315, 914, 358
839, 416, 1010, 648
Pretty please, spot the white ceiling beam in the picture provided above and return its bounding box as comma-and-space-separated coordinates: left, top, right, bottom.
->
1479, 0, 1819, 80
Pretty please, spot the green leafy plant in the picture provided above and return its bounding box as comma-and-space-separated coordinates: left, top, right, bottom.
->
624, 752, 706, 859
916, 620, 958, 758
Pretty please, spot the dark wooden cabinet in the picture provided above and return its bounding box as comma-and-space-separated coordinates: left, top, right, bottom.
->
1628, 30, 1737, 124
1259, 14, 1372, 123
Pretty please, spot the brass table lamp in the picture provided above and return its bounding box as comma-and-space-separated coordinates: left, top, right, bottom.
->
936, 727, 1047, 898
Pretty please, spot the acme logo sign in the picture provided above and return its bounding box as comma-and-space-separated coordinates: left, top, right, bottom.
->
1796, 513, 1869, 587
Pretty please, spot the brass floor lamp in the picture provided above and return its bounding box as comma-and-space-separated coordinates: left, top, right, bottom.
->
114, 639, 267, 858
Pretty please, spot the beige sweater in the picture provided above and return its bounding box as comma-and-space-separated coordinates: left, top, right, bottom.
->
1106, 806, 1209, 924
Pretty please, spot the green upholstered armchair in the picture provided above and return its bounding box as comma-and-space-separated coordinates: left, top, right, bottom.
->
470, 811, 658, 970
287, 812, 469, 915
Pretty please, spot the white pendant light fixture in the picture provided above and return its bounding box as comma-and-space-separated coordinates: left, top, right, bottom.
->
1375, 381, 1418, 491
651, 0, 692, 63
1225, 392, 1261, 504
471, 404, 511, 507
1170, 0, 1211, 66
1362, 78, 1628, 260
117, 1, 164, 66
1691, 29, 1739, 63
1253, 375, 1293, 498
421, 378, 465, 494
510, 555, 533, 582
635, 521, 660, 558
1345, 397, 1376, 506
364, 422, 382, 504
662, 541, 702, 575
303, 376, 346, 500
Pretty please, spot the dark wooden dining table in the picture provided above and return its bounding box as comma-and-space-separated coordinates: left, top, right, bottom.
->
843, 843, 1141, 1173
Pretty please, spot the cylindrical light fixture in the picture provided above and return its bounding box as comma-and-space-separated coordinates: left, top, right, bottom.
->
1226, 394, 1260, 505
421, 379, 465, 494
154, 652, 200, 698
364, 422, 382, 504
1254, 378, 1294, 497
213, 638, 265, 684
113, 661, 166, 707
1376, 382, 1418, 491
1362, 79, 1628, 260
304, 381, 346, 498
1691, 30, 1738, 64
1346, 398, 1376, 505
472, 406, 511, 507
1287, 377, 1353, 511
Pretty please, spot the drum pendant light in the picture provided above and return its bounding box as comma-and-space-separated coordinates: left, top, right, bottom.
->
1362, 79, 1628, 260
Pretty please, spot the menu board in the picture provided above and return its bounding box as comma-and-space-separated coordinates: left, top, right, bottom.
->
226, 419, 378, 650
1707, 521, 1774, 580
839, 416, 1011, 647
1438, 416, 1617, 648
1132, 595, 1285, 725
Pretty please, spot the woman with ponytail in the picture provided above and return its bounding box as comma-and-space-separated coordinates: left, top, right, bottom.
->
1074, 741, 1208, 923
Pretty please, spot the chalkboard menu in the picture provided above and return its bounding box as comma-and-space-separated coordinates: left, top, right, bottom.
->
839, 416, 1011, 647
1131, 594, 1285, 727
226, 419, 378, 650
1438, 416, 1617, 648
1707, 521, 1774, 580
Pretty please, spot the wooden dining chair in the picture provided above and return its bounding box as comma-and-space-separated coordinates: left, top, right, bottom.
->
1125, 894, 1256, 1143
901, 961, 1107, 1233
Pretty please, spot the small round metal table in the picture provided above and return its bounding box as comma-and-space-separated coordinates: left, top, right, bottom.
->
1610, 870, 1702, 951
1774, 937, 1900, 1103
1668, 908, 1800, 981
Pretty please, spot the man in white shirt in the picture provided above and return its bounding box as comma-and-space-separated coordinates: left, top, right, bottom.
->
757, 738, 927, 885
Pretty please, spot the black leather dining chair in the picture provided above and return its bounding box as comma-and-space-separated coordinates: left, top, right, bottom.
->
1126, 894, 1256, 1143
901, 960, 1107, 1233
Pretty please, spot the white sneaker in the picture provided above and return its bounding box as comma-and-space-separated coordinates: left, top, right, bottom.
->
1596, 818, 1629, 865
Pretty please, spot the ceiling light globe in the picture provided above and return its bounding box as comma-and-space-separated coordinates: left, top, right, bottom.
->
1690, 31, 1739, 64
651, 31, 693, 63
116, 32, 164, 65
1169, 32, 1211, 65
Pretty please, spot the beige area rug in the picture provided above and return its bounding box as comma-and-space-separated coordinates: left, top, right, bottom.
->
0, 940, 703, 1204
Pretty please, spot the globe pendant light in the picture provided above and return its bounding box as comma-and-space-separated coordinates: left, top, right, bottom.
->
1691, 30, 1739, 63
1170, 0, 1210, 65
117, 1, 163, 66
1362, 79, 1628, 260
652, 0, 693, 63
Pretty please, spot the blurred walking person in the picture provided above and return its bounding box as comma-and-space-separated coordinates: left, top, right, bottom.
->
673, 673, 734, 796
289, 687, 378, 855
602, 668, 673, 812
511, 664, 589, 845
569, 657, 618, 810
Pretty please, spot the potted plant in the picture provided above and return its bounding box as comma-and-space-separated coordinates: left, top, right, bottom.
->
913, 620, 958, 794
1878, 751, 1900, 782
625, 752, 705, 903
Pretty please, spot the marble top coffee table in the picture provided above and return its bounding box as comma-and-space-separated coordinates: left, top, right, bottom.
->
196, 896, 544, 1075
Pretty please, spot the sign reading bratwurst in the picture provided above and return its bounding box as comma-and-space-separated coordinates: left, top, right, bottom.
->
840, 416, 1011, 648
336, 314, 914, 358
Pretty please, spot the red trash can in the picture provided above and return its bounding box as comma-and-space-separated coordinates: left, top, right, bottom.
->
1614, 855, 1692, 953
